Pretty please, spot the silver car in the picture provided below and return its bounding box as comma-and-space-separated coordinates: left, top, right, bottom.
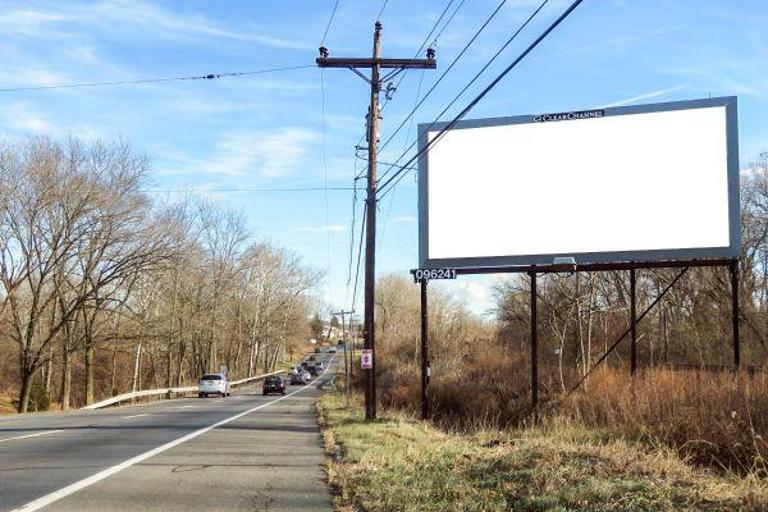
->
198, 373, 231, 397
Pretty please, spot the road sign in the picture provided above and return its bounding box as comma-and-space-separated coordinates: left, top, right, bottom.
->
360, 349, 373, 369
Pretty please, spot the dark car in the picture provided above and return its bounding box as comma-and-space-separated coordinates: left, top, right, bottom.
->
314, 347, 321, 353
290, 373, 307, 385
301, 361, 310, 369
262, 376, 286, 395
309, 355, 316, 362
307, 365, 318, 376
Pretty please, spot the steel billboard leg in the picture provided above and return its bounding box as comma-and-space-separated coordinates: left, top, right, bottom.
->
420, 279, 429, 420
630, 268, 637, 376
731, 260, 741, 368
530, 270, 538, 424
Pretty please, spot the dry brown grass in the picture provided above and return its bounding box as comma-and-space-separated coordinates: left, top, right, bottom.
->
561, 367, 768, 474
375, 345, 768, 475
320, 391, 768, 511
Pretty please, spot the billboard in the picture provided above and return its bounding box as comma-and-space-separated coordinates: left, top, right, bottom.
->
418, 97, 739, 269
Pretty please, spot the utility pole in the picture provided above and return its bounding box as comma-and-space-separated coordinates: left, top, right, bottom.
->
332, 309, 354, 395
318, 22, 436, 420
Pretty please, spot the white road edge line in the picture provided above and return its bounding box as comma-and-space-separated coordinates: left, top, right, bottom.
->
11, 355, 336, 512
0, 430, 63, 444
122, 414, 150, 419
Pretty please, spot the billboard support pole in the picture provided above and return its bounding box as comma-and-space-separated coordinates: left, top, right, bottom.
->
529, 270, 539, 424
420, 279, 429, 419
630, 268, 637, 376
731, 259, 741, 368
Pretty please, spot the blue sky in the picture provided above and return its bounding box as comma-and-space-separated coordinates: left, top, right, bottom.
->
0, 0, 766, 315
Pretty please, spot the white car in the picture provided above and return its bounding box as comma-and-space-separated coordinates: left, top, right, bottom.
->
198, 373, 231, 397
288, 366, 300, 375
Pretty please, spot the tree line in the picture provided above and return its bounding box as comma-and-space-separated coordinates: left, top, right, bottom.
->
0, 138, 320, 413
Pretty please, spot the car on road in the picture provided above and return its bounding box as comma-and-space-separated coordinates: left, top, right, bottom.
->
301, 369, 312, 381
289, 366, 300, 375
309, 355, 316, 362
307, 365, 318, 376
329, 347, 337, 353
290, 373, 308, 385
262, 375, 286, 395
301, 361, 310, 370
314, 347, 322, 354
314, 361, 324, 372
198, 373, 231, 398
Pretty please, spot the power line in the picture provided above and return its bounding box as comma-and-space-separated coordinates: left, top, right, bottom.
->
379, 0, 459, 110
376, 0, 390, 21
321, 69, 332, 299
352, 0, 457, 151
431, 0, 467, 46
351, 203, 367, 311
0, 65, 314, 93
377, 0, 550, 188
321, 0, 342, 45
376, 0, 578, 201
379, 69, 426, 247
378, 0, 508, 155
346, 174, 360, 285
145, 186, 354, 194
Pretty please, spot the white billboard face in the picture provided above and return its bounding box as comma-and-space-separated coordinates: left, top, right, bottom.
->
419, 97, 739, 268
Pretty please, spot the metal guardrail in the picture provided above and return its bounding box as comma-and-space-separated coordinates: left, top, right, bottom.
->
81, 370, 283, 411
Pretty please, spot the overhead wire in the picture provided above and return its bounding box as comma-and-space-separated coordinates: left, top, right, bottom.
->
144, 187, 355, 194
321, 69, 333, 303
320, 0, 342, 46
376, 0, 390, 21
376, 0, 550, 189
376, 0, 578, 201
351, 203, 367, 312
345, 0, 458, 308
0, 65, 314, 93
319, 0, 343, 308
379, 68, 426, 246
377, 0, 509, 159
352, 0, 458, 152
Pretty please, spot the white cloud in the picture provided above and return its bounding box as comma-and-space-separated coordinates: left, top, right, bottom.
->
597, 84, 688, 109
183, 128, 319, 178
0, 1, 313, 50
0, 103, 54, 133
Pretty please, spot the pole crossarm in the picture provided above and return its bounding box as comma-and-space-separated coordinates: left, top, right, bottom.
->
316, 57, 436, 69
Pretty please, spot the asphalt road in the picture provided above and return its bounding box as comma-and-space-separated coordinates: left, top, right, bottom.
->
0, 352, 338, 512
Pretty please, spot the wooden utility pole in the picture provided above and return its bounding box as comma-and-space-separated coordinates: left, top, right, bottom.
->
318, 22, 436, 420
332, 309, 355, 395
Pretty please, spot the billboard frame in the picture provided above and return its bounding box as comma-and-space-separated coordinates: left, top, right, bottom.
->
417, 96, 740, 270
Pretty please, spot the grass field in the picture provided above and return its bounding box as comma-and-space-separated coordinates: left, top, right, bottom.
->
319, 392, 768, 512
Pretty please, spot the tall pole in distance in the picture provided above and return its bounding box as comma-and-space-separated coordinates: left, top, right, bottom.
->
317, 24, 436, 421
332, 310, 354, 394
364, 22, 382, 421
